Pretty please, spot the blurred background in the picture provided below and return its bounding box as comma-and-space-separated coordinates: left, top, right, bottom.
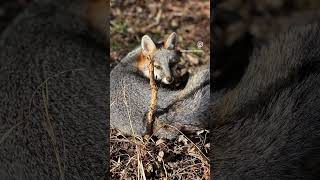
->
214, 0, 320, 90
0, 0, 31, 34
110, 0, 210, 75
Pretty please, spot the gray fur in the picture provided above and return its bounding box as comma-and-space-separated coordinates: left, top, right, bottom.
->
110, 43, 210, 139
140, 49, 180, 84
140, 34, 179, 84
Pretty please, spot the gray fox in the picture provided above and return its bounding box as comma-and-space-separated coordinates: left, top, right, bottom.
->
0, 0, 108, 179
138, 32, 179, 84
110, 33, 210, 139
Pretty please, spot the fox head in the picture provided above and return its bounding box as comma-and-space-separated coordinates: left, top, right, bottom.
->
139, 32, 180, 84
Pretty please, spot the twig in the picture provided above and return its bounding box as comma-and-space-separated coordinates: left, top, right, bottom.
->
146, 54, 158, 135
41, 83, 65, 180
179, 49, 204, 53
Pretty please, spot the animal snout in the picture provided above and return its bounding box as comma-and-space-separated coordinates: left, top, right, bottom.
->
165, 76, 174, 83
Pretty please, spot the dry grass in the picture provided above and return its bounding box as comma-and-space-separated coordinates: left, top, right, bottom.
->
110, 128, 210, 179
0, 69, 85, 179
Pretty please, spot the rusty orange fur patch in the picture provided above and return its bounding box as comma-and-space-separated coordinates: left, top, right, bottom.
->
136, 50, 158, 74
137, 52, 148, 72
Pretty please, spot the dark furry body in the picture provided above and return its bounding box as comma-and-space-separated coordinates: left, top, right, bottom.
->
0, 2, 108, 179
211, 22, 320, 179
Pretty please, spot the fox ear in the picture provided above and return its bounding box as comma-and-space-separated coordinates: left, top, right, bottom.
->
141, 35, 156, 55
164, 32, 177, 50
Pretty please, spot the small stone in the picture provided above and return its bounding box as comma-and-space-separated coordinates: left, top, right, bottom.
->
171, 20, 179, 28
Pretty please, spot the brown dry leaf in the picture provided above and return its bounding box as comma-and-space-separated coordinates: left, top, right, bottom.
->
178, 135, 189, 145
156, 138, 165, 146
157, 151, 164, 162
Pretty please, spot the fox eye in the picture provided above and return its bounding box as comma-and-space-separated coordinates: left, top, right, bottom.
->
170, 59, 178, 65
154, 65, 161, 69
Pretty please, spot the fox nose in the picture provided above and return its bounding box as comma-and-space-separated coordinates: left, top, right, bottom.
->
165, 77, 174, 83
